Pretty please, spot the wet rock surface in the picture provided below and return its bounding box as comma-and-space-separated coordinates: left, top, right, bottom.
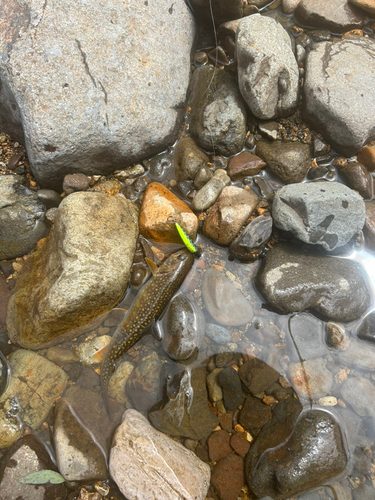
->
338, 161, 373, 199
247, 410, 348, 499
140, 182, 198, 243
162, 295, 205, 361
357, 311, 375, 343
341, 377, 375, 416
202, 268, 253, 326
0, 350, 68, 432
303, 37, 375, 156
286, 313, 328, 361
110, 409, 210, 500
239, 358, 279, 395
53, 386, 113, 481
0, 435, 68, 500
126, 351, 165, 412
0, 175, 48, 260
192, 169, 231, 212
256, 242, 371, 321
296, 0, 364, 33
289, 357, 333, 399
272, 181, 366, 251
256, 140, 311, 184
0, 0, 195, 189
149, 366, 219, 440
174, 137, 209, 182
211, 454, 245, 500
202, 186, 259, 246
229, 214, 273, 262
188, 66, 247, 156
7, 192, 138, 349
363, 200, 375, 251
237, 14, 299, 120
227, 152, 265, 180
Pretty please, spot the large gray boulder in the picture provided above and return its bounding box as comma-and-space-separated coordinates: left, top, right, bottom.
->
236, 14, 299, 120
303, 37, 375, 156
6, 192, 139, 349
272, 181, 366, 251
0, 0, 195, 189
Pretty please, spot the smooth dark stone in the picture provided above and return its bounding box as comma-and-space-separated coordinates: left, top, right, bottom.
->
174, 137, 209, 182
37, 188, 62, 208
130, 264, 149, 288
239, 358, 279, 394
357, 311, 375, 343
239, 395, 272, 434
143, 153, 172, 180
149, 366, 219, 440
219, 366, 243, 411
307, 166, 328, 179
211, 454, 245, 500
338, 161, 373, 199
256, 242, 371, 322
256, 140, 311, 184
227, 151, 265, 180
207, 429, 232, 462
161, 294, 205, 361
229, 214, 273, 262
62, 173, 91, 192
247, 410, 347, 499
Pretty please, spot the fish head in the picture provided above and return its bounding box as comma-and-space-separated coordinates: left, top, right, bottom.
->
158, 248, 194, 276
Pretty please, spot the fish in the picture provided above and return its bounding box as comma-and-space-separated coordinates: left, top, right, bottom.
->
101, 248, 194, 414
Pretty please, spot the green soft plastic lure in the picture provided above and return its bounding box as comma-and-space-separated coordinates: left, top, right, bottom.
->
175, 222, 201, 258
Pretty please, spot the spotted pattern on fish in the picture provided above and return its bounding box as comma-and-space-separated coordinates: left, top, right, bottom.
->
101, 248, 194, 413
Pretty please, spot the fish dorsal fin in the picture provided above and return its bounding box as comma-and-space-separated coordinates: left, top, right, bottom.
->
145, 258, 158, 276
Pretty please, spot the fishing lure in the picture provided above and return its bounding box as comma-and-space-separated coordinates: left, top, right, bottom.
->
175, 222, 201, 258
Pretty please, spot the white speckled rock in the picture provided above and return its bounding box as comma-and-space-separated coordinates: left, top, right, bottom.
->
6, 192, 139, 349
303, 37, 375, 156
109, 409, 211, 500
0, 0, 195, 189
236, 14, 299, 120
272, 182, 365, 251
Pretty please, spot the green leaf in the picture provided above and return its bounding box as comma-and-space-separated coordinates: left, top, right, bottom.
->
19, 470, 65, 484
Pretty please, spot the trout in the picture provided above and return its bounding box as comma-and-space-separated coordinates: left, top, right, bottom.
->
101, 248, 194, 413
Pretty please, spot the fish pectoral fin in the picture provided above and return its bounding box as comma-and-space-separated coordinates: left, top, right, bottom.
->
145, 258, 159, 276
144, 319, 163, 342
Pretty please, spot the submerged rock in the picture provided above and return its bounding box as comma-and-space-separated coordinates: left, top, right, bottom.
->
162, 295, 205, 362
149, 366, 219, 440
341, 377, 375, 417
303, 36, 375, 156
0, 0, 195, 188
289, 358, 333, 399
256, 242, 370, 322
202, 268, 253, 326
286, 313, 328, 362
126, 352, 165, 412
272, 182, 365, 251
53, 387, 114, 481
337, 161, 373, 200
227, 151, 265, 180
358, 312, 375, 343
0, 435, 68, 500
211, 454, 245, 500
140, 182, 198, 243
188, 66, 247, 156
256, 140, 311, 184
363, 200, 375, 251
0, 350, 68, 431
237, 14, 299, 120
7, 192, 138, 349
247, 410, 348, 499
202, 186, 259, 246
110, 409, 211, 500
0, 175, 48, 260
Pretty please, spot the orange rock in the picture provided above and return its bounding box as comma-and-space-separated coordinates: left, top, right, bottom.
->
358, 145, 375, 172
139, 182, 198, 243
